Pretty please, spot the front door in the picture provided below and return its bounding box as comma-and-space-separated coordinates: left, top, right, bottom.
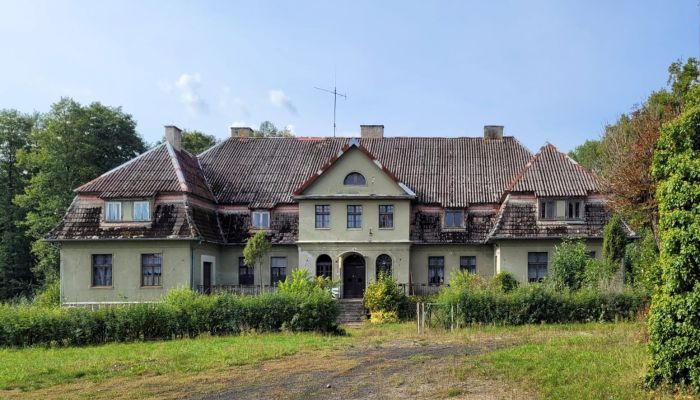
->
202, 261, 212, 294
343, 254, 366, 298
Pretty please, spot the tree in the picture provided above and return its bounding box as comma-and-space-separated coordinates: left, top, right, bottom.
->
647, 88, 700, 392
602, 214, 628, 265
625, 227, 660, 291
253, 121, 293, 137
14, 98, 146, 282
568, 139, 603, 173
243, 231, 271, 287
156, 130, 218, 154
0, 110, 35, 298
549, 239, 589, 291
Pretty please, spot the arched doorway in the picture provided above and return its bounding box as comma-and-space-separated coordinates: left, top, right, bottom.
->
343, 254, 366, 298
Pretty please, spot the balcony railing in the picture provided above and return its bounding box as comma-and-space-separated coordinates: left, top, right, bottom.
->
196, 284, 279, 295
398, 283, 447, 297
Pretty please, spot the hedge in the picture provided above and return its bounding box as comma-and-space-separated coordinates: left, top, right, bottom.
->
0, 290, 339, 347
444, 286, 648, 325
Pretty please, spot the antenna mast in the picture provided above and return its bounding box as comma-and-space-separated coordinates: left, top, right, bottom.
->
314, 81, 347, 137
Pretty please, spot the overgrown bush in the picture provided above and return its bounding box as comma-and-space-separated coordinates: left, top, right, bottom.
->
443, 284, 647, 325
492, 272, 519, 293
277, 268, 335, 296
363, 273, 407, 323
625, 227, 660, 291
583, 258, 619, 291
33, 280, 60, 308
549, 239, 589, 291
0, 288, 339, 348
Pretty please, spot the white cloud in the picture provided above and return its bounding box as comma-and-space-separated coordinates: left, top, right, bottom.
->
219, 86, 250, 117
268, 89, 298, 115
159, 73, 208, 115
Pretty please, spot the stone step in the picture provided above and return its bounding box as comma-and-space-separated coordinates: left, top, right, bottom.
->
337, 299, 368, 324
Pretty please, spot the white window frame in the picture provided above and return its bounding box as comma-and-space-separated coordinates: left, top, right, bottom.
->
105, 201, 122, 222
133, 201, 150, 221
252, 210, 270, 229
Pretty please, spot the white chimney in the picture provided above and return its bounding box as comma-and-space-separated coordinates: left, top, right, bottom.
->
360, 125, 384, 138
484, 125, 504, 140
165, 125, 182, 150
230, 126, 254, 138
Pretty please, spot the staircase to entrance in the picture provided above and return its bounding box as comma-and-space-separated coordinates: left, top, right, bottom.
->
337, 299, 367, 324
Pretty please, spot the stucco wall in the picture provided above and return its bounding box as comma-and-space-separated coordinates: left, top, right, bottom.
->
191, 243, 221, 289
495, 239, 604, 282
409, 244, 495, 285
298, 199, 411, 243
297, 242, 411, 285
217, 245, 298, 286
303, 148, 407, 197
60, 240, 192, 303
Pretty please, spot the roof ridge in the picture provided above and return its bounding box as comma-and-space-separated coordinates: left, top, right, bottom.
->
75, 144, 165, 193
165, 142, 190, 193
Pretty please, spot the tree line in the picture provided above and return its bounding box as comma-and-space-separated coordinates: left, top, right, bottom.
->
0, 98, 287, 299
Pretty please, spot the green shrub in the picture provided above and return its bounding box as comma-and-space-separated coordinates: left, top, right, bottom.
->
445, 285, 647, 325
549, 239, 589, 291
277, 268, 336, 296
363, 273, 407, 323
0, 289, 339, 348
33, 280, 60, 308
625, 227, 660, 291
492, 272, 519, 293
583, 258, 619, 290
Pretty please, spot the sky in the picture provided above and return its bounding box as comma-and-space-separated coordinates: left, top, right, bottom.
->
0, 1, 697, 152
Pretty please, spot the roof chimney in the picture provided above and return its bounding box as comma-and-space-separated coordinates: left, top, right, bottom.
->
360, 125, 384, 138
230, 126, 253, 138
484, 125, 504, 140
165, 125, 182, 150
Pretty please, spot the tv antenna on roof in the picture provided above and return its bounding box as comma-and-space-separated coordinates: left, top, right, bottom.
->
315, 76, 347, 137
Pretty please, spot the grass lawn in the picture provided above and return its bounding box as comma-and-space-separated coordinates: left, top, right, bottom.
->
0, 322, 697, 399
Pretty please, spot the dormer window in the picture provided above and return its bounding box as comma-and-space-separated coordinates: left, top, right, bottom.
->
105, 201, 122, 222
133, 201, 150, 221
444, 209, 464, 228
566, 200, 583, 220
344, 172, 366, 185
539, 198, 584, 221
252, 210, 270, 229
540, 200, 556, 219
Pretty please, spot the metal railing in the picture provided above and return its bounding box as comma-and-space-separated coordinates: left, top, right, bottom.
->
196, 284, 279, 295
398, 283, 447, 297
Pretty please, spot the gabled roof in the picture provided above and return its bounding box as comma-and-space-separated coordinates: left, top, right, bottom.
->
505, 143, 600, 197
76, 143, 215, 201
292, 138, 416, 198
199, 136, 532, 207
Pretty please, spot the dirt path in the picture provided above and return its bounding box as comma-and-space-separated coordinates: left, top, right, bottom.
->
191, 338, 533, 400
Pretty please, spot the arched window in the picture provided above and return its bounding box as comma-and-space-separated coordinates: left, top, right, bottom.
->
316, 254, 332, 278
376, 254, 392, 279
344, 172, 366, 185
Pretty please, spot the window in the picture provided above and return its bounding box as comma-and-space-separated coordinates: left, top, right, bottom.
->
347, 205, 363, 228
316, 254, 332, 278
105, 202, 122, 221
540, 200, 556, 219
376, 254, 392, 279
460, 256, 477, 274
141, 254, 162, 286
252, 210, 270, 229
315, 205, 330, 229
566, 200, 583, 220
133, 201, 150, 221
270, 257, 287, 285
444, 209, 464, 228
92, 254, 113, 287
586, 251, 596, 259
343, 172, 366, 185
428, 256, 445, 285
528, 252, 548, 282
239, 257, 254, 285
379, 205, 394, 229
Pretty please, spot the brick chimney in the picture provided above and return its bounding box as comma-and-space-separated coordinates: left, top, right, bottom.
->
165, 125, 182, 150
484, 125, 504, 140
231, 126, 254, 138
360, 125, 384, 138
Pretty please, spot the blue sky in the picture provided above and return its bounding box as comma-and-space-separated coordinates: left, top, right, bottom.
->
1, 1, 697, 151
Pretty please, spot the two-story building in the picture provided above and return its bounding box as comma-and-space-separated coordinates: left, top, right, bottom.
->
48, 124, 628, 304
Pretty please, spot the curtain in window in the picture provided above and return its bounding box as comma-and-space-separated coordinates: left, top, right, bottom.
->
92, 254, 113, 286
133, 202, 150, 221
105, 202, 121, 221
271, 257, 287, 285
428, 256, 445, 285
141, 254, 161, 286
376, 254, 392, 279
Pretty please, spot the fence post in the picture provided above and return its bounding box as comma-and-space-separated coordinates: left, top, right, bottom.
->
451, 304, 454, 332
421, 302, 425, 334
416, 302, 420, 334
